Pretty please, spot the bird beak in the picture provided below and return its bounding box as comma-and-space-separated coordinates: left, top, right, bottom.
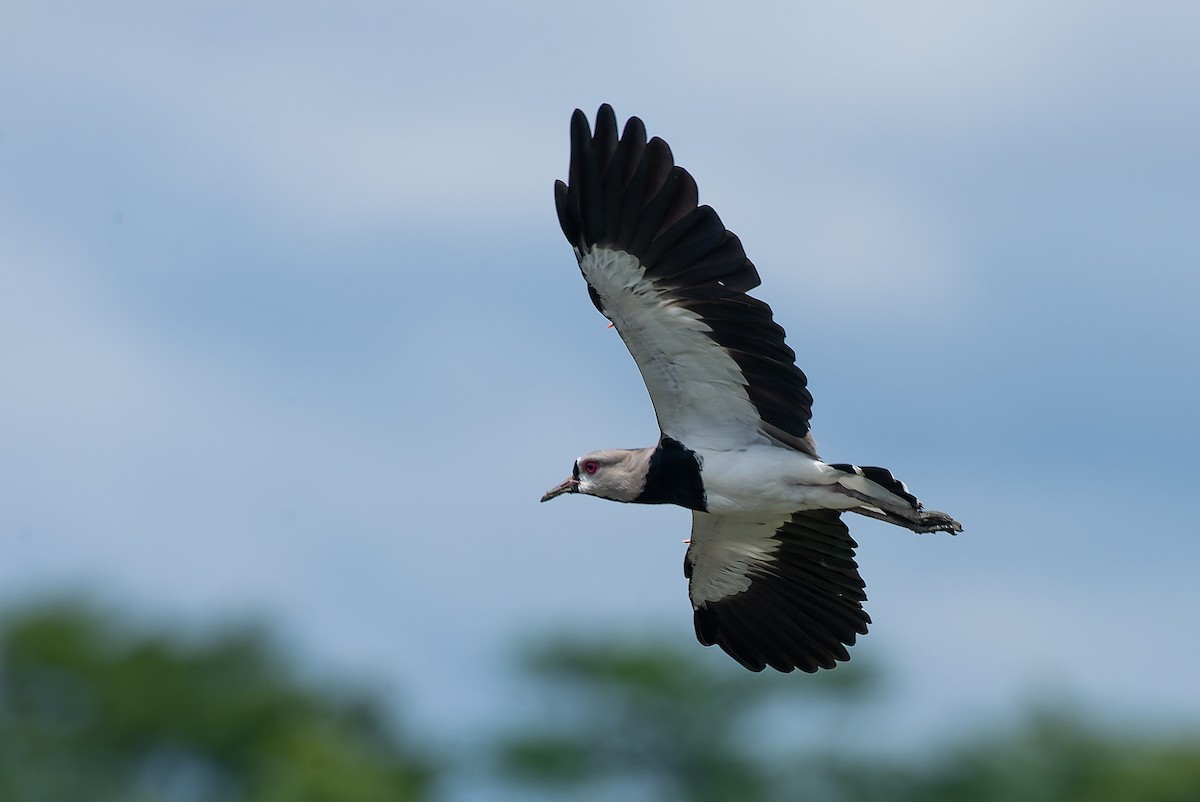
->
540, 477, 579, 502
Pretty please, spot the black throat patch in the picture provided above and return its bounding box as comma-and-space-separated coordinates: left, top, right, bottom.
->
636, 436, 707, 511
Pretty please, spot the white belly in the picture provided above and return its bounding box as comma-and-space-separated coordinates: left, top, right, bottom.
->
697, 445, 856, 515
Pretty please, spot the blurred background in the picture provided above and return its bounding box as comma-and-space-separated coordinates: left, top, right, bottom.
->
2, 1, 1198, 799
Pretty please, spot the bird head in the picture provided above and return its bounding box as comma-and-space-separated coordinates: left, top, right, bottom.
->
540, 449, 647, 503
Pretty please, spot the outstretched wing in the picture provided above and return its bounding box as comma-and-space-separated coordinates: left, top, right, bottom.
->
684, 510, 870, 672
554, 105, 815, 455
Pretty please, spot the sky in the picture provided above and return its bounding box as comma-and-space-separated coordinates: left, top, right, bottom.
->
2, 0, 1199, 754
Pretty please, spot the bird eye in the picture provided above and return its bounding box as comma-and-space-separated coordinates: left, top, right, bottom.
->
583, 460, 599, 475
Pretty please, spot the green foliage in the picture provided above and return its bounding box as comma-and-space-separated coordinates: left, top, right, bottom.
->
2, 600, 1198, 802
493, 634, 1200, 802
495, 635, 879, 802
0, 600, 435, 802
891, 709, 1200, 802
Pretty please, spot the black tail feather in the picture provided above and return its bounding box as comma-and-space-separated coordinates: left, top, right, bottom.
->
827, 463, 920, 509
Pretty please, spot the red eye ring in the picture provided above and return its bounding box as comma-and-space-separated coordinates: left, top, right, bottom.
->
583, 460, 599, 475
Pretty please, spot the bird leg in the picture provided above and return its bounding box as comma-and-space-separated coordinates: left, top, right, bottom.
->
849, 504, 962, 534
834, 485, 962, 535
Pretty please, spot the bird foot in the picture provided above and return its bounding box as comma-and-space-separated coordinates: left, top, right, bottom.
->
913, 510, 963, 535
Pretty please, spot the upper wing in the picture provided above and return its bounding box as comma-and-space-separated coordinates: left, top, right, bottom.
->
684, 510, 870, 672
554, 105, 815, 454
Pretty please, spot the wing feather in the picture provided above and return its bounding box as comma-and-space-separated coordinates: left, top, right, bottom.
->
556, 105, 814, 453
684, 510, 870, 673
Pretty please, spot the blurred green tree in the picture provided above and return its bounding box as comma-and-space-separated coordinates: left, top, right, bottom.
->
492, 635, 881, 801
0, 600, 436, 802
492, 635, 1200, 802
887, 708, 1200, 802
3, 600, 1199, 802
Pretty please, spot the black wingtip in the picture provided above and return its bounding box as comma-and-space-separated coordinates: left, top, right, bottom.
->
554, 179, 578, 246
595, 103, 617, 136
621, 114, 646, 145
570, 107, 590, 135
568, 108, 593, 185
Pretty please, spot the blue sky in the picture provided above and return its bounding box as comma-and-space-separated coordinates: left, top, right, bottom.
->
2, 1, 1198, 746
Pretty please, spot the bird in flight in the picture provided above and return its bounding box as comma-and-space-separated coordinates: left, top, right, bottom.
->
541, 105, 962, 672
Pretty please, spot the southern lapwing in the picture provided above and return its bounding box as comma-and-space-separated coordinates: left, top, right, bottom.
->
541, 105, 962, 673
